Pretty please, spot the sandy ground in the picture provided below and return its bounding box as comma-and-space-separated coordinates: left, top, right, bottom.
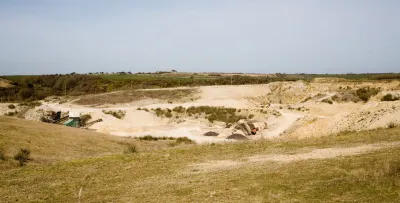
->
0, 78, 13, 88
4, 79, 400, 143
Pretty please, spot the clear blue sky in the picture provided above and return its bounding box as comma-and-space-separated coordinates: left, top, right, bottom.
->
0, 0, 399, 75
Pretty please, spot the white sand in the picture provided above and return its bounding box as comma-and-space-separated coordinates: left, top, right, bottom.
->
12, 80, 399, 143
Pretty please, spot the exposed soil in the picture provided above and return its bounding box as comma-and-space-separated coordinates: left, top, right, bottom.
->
4, 79, 400, 143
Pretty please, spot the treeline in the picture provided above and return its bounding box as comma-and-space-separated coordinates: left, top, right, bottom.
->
1, 72, 399, 102
370, 74, 400, 80
0, 75, 109, 102
111, 75, 291, 89
0, 75, 288, 102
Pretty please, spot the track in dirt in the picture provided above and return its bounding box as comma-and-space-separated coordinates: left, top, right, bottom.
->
188, 141, 400, 173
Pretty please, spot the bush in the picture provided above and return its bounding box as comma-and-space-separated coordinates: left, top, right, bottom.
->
124, 144, 137, 154
103, 110, 126, 119
8, 104, 16, 109
80, 114, 92, 126
388, 122, 397, 129
165, 112, 173, 118
356, 87, 380, 102
175, 137, 195, 144
18, 88, 34, 100
19, 101, 42, 108
4, 111, 18, 116
381, 94, 399, 102
14, 148, 31, 166
332, 92, 360, 103
172, 106, 185, 113
321, 99, 333, 104
248, 114, 255, 119
139, 135, 159, 141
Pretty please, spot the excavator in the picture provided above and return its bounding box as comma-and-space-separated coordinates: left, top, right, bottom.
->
228, 119, 268, 140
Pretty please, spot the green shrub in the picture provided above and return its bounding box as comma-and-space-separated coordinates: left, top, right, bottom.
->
388, 122, 397, 129
139, 135, 159, 141
332, 92, 360, 103
356, 87, 380, 102
14, 148, 31, 166
381, 94, 399, 101
19, 101, 42, 108
8, 104, 16, 109
154, 108, 166, 117
172, 106, 185, 113
175, 137, 195, 144
103, 110, 126, 119
80, 114, 92, 126
248, 114, 255, 119
165, 112, 173, 118
4, 111, 18, 116
124, 144, 137, 154
321, 99, 333, 104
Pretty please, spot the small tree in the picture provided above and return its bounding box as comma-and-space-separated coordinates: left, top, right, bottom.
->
80, 114, 92, 126
124, 144, 137, 154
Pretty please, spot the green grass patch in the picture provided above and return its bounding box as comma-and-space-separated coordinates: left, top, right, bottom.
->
356, 87, 380, 102
381, 94, 399, 101
102, 110, 126, 119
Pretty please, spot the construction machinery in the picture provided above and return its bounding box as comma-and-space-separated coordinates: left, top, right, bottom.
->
229, 119, 268, 139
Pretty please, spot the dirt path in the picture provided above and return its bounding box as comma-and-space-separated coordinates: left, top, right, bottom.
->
257, 111, 303, 139
188, 141, 400, 173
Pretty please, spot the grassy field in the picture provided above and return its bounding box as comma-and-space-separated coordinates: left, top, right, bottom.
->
0, 117, 171, 166
1, 116, 400, 202
74, 88, 198, 105
3, 73, 400, 82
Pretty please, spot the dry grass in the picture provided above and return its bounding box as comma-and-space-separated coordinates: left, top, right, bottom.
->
1, 117, 400, 202
75, 88, 198, 105
0, 116, 169, 166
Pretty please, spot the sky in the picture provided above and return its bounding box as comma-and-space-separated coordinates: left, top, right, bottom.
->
0, 0, 399, 75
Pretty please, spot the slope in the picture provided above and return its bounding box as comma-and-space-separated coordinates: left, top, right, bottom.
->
0, 116, 165, 165
1, 122, 400, 202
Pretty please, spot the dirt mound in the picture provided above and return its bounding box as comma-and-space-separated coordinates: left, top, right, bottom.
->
204, 131, 219, 136
226, 134, 249, 140
289, 101, 400, 138
0, 78, 13, 88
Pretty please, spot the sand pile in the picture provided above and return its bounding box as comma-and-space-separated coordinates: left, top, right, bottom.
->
122, 110, 164, 127
23, 109, 45, 121
204, 131, 219, 136
288, 101, 400, 138
0, 78, 13, 88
